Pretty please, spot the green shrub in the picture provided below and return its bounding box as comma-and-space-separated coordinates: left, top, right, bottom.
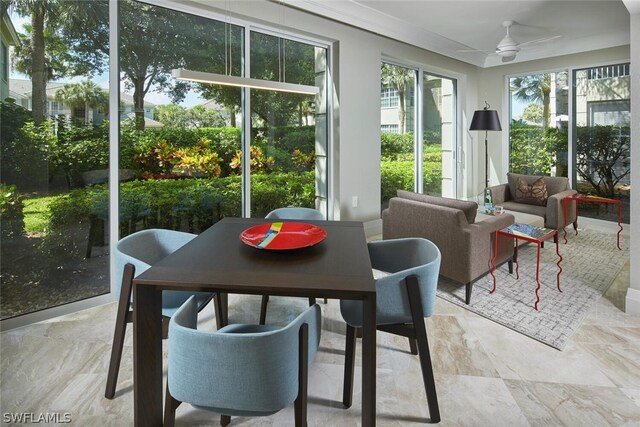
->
0, 184, 25, 238
47, 172, 315, 240
1, 101, 53, 191
381, 161, 414, 203
381, 132, 413, 160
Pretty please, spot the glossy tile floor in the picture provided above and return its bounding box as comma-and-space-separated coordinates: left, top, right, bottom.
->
1, 261, 638, 426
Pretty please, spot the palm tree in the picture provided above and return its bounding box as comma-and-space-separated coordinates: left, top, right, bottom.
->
511, 74, 552, 129
381, 63, 414, 133
7, 0, 60, 124
54, 80, 108, 123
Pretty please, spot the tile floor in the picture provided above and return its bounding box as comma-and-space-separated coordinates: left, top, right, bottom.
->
1, 256, 638, 426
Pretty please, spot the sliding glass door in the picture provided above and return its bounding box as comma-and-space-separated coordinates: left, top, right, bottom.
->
572, 63, 630, 222
380, 62, 457, 212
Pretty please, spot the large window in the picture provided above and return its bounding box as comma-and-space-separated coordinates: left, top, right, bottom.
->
508, 71, 569, 177
1, 0, 328, 325
573, 63, 630, 222
1, 1, 110, 321
379, 62, 457, 211
507, 64, 630, 223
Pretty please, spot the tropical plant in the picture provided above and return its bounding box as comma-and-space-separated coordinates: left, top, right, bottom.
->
381, 63, 414, 133
520, 103, 544, 124
511, 73, 551, 129
7, 0, 60, 123
54, 80, 108, 122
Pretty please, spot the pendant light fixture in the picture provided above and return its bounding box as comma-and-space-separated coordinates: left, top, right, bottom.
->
172, 1, 318, 96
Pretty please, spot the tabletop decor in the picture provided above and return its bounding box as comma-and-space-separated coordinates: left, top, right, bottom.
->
240, 221, 327, 250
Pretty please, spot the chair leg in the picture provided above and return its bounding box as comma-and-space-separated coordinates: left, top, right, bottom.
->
259, 295, 269, 325
408, 337, 418, 355
342, 324, 358, 408
508, 259, 514, 275
572, 220, 578, 231
220, 415, 231, 426
308, 297, 316, 306
294, 323, 309, 427
161, 317, 170, 340
163, 382, 181, 427
406, 275, 440, 423
105, 263, 135, 399
465, 282, 472, 304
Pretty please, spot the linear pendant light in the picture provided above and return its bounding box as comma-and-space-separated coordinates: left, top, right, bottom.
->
171, 68, 319, 96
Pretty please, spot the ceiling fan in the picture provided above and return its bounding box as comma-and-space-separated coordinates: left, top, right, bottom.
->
459, 20, 561, 62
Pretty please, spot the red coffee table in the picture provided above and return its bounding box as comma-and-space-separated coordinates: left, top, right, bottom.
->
490, 223, 563, 311
562, 194, 623, 250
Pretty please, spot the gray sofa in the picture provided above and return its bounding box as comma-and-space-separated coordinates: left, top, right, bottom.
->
488, 173, 578, 231
382, 190, 515, 304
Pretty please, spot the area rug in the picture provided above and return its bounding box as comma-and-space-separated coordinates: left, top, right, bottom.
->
436, 229, 629, 350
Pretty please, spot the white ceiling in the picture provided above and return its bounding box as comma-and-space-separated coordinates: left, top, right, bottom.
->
286, 0, 631, 67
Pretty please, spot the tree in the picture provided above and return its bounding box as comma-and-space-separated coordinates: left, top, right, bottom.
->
381, 63, 414, 133
155, 104, 225, 129
511, 74, 551, 129
8, 0, 60, 124
575, 125, 630, 197
54, 80, 108, 122
520, 103, 543, 124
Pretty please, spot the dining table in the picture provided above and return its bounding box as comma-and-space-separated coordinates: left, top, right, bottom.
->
132, 217, 377, 426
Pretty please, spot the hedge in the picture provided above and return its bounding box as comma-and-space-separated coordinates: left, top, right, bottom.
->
47, 172, 315, 252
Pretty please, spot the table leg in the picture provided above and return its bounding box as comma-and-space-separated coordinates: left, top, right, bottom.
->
616, 201, 623, 251
133, 284, 163, 426
555, 234, 563, 292
361, 293, 377, 427
534, 243, 541, 311
514, 241, 520, 280
562, 198, 568, 244
489, 230, 498, 294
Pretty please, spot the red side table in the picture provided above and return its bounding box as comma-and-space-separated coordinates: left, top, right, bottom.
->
490, 223, 563, 311
562, 194, 624, 250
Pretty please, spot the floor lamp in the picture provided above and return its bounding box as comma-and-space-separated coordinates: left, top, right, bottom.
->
469, 101, 502, 191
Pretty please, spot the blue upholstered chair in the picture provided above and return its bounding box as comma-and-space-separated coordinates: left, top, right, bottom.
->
164, 297, 322, 426
260, 207, 325, 324
105, 229, 221, 399
341, 238, 442, 423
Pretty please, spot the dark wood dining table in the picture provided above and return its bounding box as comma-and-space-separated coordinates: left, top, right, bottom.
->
132, 217, 377, 426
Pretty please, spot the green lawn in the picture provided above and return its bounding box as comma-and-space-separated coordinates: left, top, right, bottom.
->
22, 195, 56, 235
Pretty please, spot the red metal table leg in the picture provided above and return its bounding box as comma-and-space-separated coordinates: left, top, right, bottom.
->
534, 243, 541, 311
514, 241, 519, 280
562, 198, 568, 244
555, 232, 563, 292
489, 230, 499, 294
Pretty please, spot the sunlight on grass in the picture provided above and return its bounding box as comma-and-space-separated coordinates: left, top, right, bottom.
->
22, 195, 56, 235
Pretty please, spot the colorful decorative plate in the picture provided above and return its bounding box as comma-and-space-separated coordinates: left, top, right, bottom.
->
240, 222, 326, 250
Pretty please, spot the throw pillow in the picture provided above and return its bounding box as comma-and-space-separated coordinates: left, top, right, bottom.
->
514, 177, 548, 206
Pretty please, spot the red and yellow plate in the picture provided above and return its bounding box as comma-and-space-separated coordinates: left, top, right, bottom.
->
240, 222, 326, 250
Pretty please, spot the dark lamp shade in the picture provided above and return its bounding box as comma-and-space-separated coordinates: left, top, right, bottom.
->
469, 109, 502, 131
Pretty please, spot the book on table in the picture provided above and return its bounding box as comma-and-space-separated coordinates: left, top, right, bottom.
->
503, 223, 554, 240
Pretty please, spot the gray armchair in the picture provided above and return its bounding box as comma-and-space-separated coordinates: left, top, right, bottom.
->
489, 172, 578, 230
164, 297, 321, 426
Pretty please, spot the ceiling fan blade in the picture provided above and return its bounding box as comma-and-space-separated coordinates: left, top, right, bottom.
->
456, 48, 489, 53
517, 35, 561, 47
502, 55, 516, 63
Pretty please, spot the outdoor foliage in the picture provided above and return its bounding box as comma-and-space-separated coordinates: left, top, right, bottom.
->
509, 121, 567, 176
0, 184, 25, 239
575, 125, 630, 197
46, 172, 315, 253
